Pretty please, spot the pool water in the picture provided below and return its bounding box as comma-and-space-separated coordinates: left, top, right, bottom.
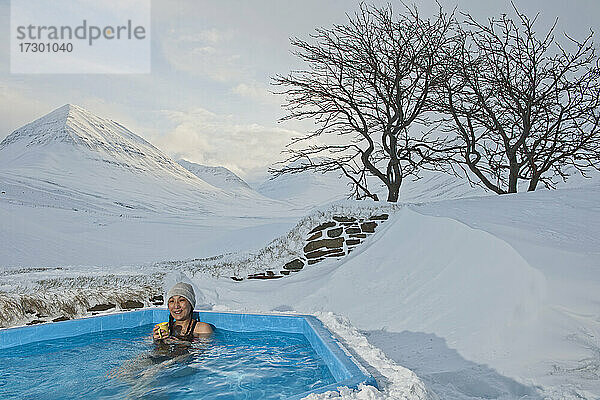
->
0, 324, 336, 399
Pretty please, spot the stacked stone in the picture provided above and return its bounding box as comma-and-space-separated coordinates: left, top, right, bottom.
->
247, 270, 284, 280
24, 296, 154, 325
229, 213, 389, 282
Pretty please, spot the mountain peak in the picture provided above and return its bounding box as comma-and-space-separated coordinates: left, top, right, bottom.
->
1, 104, 100, 148
178, 159, 253, 192
0, 105, 200, 184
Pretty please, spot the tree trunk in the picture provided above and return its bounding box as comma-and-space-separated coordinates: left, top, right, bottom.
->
527, 175, 540, 191
387, 185, 400, 202
508, 160, 519, 193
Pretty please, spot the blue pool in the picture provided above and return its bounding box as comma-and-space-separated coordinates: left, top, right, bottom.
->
0, 310, 376, 399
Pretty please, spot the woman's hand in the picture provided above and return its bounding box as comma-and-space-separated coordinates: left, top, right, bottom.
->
153, 325, 167, 341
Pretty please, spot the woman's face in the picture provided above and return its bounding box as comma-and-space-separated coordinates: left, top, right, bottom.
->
168, 295, 192, 321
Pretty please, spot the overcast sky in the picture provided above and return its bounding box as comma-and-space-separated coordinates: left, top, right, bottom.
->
1, 0, 599, 181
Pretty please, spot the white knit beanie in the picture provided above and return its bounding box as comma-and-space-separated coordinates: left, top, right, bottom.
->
166, 282, 196, 310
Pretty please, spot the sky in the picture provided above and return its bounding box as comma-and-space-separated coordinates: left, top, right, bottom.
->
1, 0, 599, 182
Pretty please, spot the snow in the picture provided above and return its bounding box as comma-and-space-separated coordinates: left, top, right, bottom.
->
1, 105, 600, 399
256, 168, 351, 206
0, 104, 299, 266
177, 158, 255, 194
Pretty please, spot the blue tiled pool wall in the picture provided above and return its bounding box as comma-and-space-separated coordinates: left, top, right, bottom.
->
0, 309, 156, 349
0, 309, 376, 397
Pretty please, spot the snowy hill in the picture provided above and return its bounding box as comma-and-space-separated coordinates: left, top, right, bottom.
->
0, 105, 297, 266
2, 184, 599, 398
257, 169, 350, 206
177, 159, 254, 194
0, 104, 280, 216
191, 185, 600, 399
0, 104, 195, 180
257, 167, 485, 207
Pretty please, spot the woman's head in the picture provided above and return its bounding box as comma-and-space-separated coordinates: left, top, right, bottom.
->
166, 282, 196, 321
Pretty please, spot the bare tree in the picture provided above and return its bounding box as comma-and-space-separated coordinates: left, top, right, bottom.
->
272, 3, 455, 202
438, 7, 600, 194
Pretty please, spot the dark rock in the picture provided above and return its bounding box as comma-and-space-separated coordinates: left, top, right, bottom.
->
248, 273, 283, 280
120, 300, 144, 310
333, 216, 356, 223
341, 222, 358, 226
26, 320, 46, 325
25, 309, 35, 315
305, 250, 326, 259
87, 303, 116, 312
346, 238, 361, 246
327, 227, 343, 238
266, 270, 275, 277
149, 295, 164, 305
308, 258, 324, 265
284, 259, 304, 270
370, 214, 389, 220
307, 231, 322, 241
52, 316, 70, 322
231, 276, 244, 281
280, 270, 291, 275
306, 248, 346, 259
304, 237, 344, 253
35, 313, 47, 318
361, 222, 377, 233
345, 227, 361, 235
309, 221, 336, 234
349, 233, 367, 238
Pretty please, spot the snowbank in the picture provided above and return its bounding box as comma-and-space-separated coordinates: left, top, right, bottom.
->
190, 207, 550, 398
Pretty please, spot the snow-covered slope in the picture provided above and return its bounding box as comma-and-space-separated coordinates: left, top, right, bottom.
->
0, 104, 197, 180
0, 104, 282, 217
257, 167, 485, 208
4, 183, 598, 398
177, 159, 254, 194
257, 170, 350, 206
190, 185, 600, 399
0, 105, 297, 267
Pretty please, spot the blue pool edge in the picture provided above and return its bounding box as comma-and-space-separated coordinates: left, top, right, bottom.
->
0, 309, 377, 398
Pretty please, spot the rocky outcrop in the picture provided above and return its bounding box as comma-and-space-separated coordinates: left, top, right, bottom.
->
283, 259, 304, 271
120, 300, 144, 310
230, 213, 389, 281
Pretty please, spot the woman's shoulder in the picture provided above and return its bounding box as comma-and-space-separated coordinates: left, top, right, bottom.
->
193, 321, 213, 336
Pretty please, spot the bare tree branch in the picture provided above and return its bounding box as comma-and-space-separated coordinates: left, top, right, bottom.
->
271, 3, 456, 202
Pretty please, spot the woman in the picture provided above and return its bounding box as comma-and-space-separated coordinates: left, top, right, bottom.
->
153, 282, 213, 342
108, 283, 211, 388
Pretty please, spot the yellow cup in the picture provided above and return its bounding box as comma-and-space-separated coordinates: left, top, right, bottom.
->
155, 322, 169, 337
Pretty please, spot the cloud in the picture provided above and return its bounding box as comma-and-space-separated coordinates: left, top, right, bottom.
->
176, 28, 226, 45
159, 27, 246, 82
0, 85, 57, 140
152, 107, 300, 178
231, 81, 281, 105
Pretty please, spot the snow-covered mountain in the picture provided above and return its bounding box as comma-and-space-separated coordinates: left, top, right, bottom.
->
0, 104, 280, 217
177, 159, 254, 194
0, 104, 195, 180
257, 166, 485, 207
257, 170, 350, 206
